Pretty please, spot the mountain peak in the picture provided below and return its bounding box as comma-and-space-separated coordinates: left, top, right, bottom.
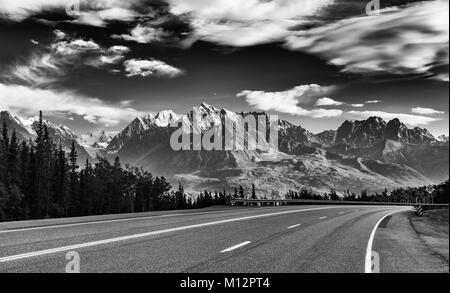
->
198, 102, 219, 113
438, 134, 449, 142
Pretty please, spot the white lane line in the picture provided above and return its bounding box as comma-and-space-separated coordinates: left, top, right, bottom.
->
319, 216, 327, 220
287, 224, 301, 229
338, 212, 345, 215
0, 206, 345, 263
220, 241, 251, 253
364, 208, 412, 273
0, 207, 281, 234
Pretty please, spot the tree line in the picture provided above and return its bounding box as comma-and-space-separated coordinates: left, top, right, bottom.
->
284, 182, 449, 204
1, 112, 447, 222
0, 112, 233, 222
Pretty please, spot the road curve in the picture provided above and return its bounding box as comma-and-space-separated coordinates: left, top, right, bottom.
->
0, 205, 411, 273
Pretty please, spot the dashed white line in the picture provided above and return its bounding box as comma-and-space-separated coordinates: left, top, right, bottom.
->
0, 206, 344, 263
364, 208, 412, 273
288, 224, 301, 229
220, 241, 251, 253
319, 216, 327, 220
0, 207, 278, 234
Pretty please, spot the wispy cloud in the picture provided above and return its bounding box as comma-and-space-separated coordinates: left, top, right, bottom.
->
365, 100, 382, 104
315, 97, 345, 107
166, 0, 448, 81
168, 0, 333, 47
286, 0, 449, 81
346, 110, 441, 126
0, 82, 143, 126
124, 59, 184, 78
112, 24, 168, 43
412, 107, 445, 115
0, 0, 139, 26
2, 30, 133, 86
237, 84, 343, 118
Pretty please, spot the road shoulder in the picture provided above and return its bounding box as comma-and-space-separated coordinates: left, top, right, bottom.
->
373, 209, 449, 273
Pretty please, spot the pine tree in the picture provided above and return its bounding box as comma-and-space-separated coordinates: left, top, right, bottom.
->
239, 185, 245, 199
251, 183, 257, 199
7, 130, 19, 184
68, 141, 79, 216
52, 144, 68, 216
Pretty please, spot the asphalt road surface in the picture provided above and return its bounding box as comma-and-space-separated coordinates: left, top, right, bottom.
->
0, 205, 436, 273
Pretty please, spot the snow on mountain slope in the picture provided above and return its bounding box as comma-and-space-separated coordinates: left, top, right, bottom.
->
102, 103, 438, 196
78, 130, 115, 158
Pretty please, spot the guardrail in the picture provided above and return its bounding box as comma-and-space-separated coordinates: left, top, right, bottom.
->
231, 199, 449, 207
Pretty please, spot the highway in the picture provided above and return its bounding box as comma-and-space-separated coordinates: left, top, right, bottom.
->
0, 205, 428, 273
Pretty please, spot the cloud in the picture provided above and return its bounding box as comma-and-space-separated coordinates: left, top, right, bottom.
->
72, 7, 138, 27
5, 52, 64, 86
285, 0, 449, 80
165, 0, 448, 80
51, 39, 101, 56
112, 24, 168, 43
237, 84, 343, 118
0, 82, 142, 126
315, 97, 344, 107
365, 100, 382, 104
411, 107, 445, 115
2, 31, 131, 86
53, 29, 66, 40
0, 0, 138, 24
123, 58, 184, 78
108, 45, 130, 54
30, 39, 39, 45
168, 0, 333, 47
350, 104, 364, 108
346, 110, 440, 126
168, 0, 333, 22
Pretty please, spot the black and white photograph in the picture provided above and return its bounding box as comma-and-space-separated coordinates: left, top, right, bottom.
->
0, 0, 448, 279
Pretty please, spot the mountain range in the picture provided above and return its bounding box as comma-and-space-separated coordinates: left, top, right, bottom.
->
1, 104, 448, 197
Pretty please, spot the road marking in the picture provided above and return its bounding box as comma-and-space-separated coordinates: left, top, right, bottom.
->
220, 241, 251, 253
287, 224, 301, 229
338, 212, 345, 215
0, 207, 283, 234
0, 206, 347, 263
364, 208, 412, 273
319, 216, 327, 220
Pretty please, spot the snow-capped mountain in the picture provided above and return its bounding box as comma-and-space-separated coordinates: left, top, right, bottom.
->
101, 103, 445, 196
78, 130, 115, 158
333, 116, 437, 147
106, 110, 179, 155
0, 111, 35, 142
438, 134, 449, 143
0, 111, 91, 164
2, 105, 448, 196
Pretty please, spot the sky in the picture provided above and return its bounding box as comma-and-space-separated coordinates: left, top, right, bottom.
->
0, 0, 448, 136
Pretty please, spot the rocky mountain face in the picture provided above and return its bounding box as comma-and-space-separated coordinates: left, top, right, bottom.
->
335, 116, 387, 147
319, 117, 447, 183
78, 130, 114, 158
438, 135, 449, 143
0, 111, 35, 142
99, 103, 446, 196
0, 111, 91, 164
2, 106, 447, 197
